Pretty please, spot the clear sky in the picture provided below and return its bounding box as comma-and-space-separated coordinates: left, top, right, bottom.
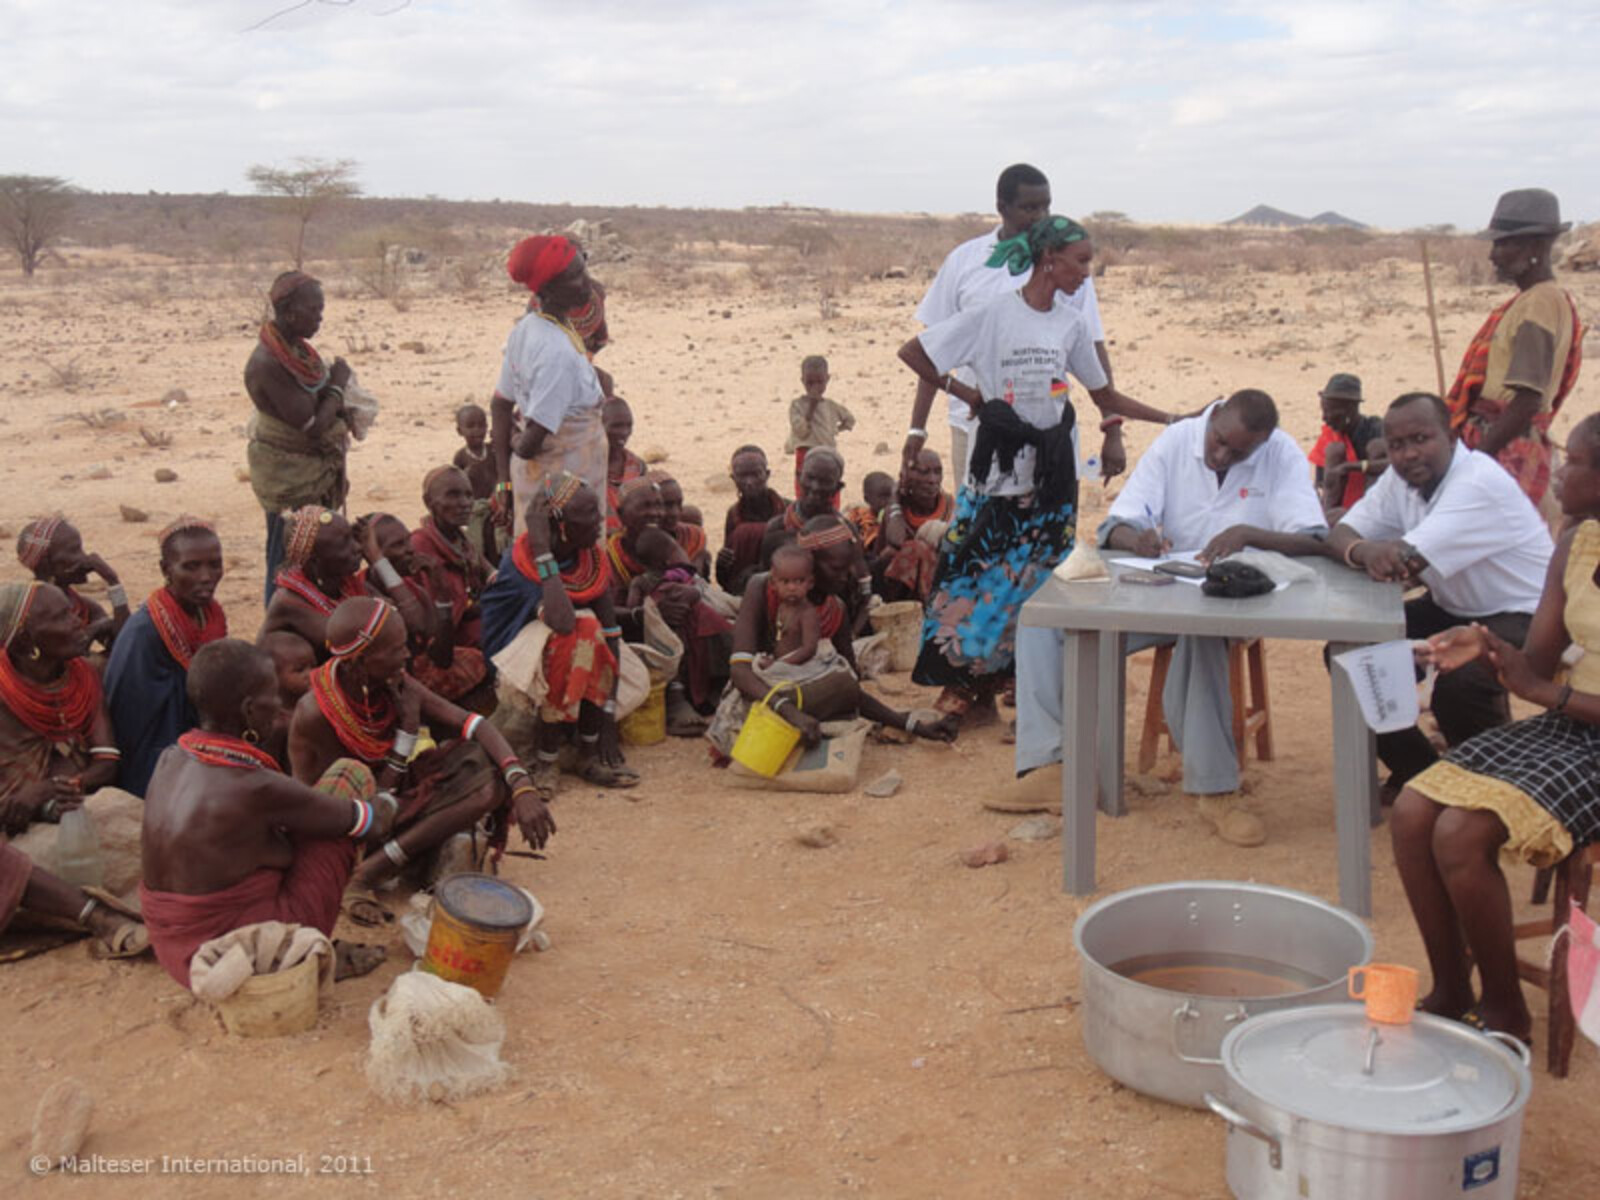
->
3, 0, 1593, 231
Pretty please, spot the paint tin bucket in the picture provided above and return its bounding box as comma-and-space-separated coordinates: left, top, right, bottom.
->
421, 872, 533, 999
621, 680, 668, 746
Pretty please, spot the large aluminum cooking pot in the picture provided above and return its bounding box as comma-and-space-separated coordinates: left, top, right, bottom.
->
1206, 1005, 1531, 1199
1073, 881, 1373, 1108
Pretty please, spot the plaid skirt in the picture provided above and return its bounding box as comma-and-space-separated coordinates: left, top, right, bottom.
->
1411, 711, 1600, 866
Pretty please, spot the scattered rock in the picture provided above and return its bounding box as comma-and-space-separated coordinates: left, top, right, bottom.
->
640, 445, 670, 464
162, 387, 189, 406
863, 769, 902, 798
874, 441, 892, 456
1008, 815, 1062, 842
365, 485, 391, 501
87, 465, 112, 480
1127, 775, 1172, 799
961, 840, 1009, 869
882, 266, 909, 279
234, 467, 251, 483
153, 468, 178, 483
30, 1078, 93, 1168
721, 310, 733, 319
870, 722, 915, 745
140, 426, 173, 448
119, 505, 148, 523
398, 340, 426, 354
0, 524, 11, 539
795, 823, 838, 849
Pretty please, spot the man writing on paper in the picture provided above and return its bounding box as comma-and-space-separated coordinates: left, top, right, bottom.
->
1327, 391, 1552, 800
1012, 390, 1327, 846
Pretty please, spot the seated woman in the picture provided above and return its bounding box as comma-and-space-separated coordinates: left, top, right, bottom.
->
357, 512, 490, 708
479, 476, 640, 795
1, 841, 146, 958
651, 472, 711, 577
412, 465, 495, 650
16, 516, 131, 653
603, 396, 648, 533
260, 506, 367, 659
105, 517, 228, 797
0, 582, 143, 893
1393, 415, 1600, 1044
141, 639, 391, 986
876, 450, 956, 603
291, 597, 556, 924
716, 445, 788, 595
706, 515, 960, 761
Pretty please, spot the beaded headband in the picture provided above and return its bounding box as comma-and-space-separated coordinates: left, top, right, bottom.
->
423, 464, 464, 499
282, 506, 335, 568
327, 599, 393, 660
542, 471, 585, 515
158, 515, 218, 554
16, 516, 64, 571
0, 581, 42, 648
797, 522, 856, 551
617, 476, 659, 504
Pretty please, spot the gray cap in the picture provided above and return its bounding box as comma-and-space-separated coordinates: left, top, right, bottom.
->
1319, 373, 1362, 401
1484, 188, 1571, 241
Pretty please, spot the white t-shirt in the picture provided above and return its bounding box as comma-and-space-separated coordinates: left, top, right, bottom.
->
918, 289, 1107, 497
1341, 442, 1551, 618
495, 312, 604, 434
917, 226, 1105, 433
1105, 404, 1327, 548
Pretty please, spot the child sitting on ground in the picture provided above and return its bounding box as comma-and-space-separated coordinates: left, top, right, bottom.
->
783, 355, 854, 501
452, 402, 499, 563
759, 544, 820, 668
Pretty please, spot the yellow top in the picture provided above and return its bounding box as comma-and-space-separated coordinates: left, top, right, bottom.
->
1562, 519, 1600, 693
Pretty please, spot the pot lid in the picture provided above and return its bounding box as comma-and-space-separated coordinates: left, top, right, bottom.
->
1222, 1005, 1529, 1135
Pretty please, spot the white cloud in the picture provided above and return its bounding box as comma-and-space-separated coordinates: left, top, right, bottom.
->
0, 0, 1593, 229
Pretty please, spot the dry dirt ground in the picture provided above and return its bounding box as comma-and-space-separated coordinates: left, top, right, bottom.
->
1, 245, 1597, 1197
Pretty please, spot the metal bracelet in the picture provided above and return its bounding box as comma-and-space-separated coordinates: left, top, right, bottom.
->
382, 839, 409, 867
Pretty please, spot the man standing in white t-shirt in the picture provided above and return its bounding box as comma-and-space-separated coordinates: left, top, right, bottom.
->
904, 164, 1120, 486
1328, 392, 1553, 796
1012, 391, 1329, 847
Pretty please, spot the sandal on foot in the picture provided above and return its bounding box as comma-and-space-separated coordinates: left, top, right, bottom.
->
80, 888, 151, 960
341, 887, 394, 929
579, 759, 641, 789
333, 939, 388, 982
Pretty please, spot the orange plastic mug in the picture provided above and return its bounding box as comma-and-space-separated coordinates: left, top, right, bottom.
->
1347, 963, 1419, 1024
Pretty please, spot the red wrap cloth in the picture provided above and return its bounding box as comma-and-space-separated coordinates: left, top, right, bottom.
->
507, 235, 578, 295
0, 841, 30, 934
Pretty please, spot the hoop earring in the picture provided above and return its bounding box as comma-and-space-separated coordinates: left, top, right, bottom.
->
27, 645, 41, 661
243, 728, 260, 744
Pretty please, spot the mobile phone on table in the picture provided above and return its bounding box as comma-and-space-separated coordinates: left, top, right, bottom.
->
1154, 560, 1207, 579
1119, 568, 1175, 586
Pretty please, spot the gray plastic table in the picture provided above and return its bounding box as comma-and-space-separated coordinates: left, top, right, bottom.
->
1019, 557, 1405, 916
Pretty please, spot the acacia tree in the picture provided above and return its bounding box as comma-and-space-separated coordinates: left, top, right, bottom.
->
246, 156, 361, 268
0, 175, 76, 277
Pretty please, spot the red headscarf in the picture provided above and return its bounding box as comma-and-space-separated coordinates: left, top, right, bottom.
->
507, 235, 578, 295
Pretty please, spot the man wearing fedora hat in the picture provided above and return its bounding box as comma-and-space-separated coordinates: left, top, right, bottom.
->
1444, 188, 1584, 505
1309, 372, 1387, 517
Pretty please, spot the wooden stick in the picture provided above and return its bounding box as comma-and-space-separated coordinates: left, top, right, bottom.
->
1420, 238, 1447, 397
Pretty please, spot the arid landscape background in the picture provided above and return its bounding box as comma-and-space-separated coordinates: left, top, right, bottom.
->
1, 194, 1596, 1196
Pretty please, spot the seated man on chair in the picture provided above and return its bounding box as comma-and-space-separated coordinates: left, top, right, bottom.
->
1013, 389, 1327, 847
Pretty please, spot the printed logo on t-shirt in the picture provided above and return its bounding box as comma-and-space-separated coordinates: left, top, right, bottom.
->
1003, 377, 1016, 406
1238, 487, 1261, 500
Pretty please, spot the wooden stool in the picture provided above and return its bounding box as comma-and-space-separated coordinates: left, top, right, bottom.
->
1513, 844, 1596, 1078
1138, 638, 1275, 774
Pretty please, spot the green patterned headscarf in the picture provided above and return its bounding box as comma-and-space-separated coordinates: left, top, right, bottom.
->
985, 215, 1089, 276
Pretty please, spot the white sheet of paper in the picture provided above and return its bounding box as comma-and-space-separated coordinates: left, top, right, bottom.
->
1111, 550, 1289, 592
1332, 640, 1421, 733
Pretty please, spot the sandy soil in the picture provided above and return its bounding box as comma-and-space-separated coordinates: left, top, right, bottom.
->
1, 249, 1597, 1197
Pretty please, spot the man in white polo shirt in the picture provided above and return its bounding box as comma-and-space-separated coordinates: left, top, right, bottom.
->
1328, 391, 1552, 795
1012, 390, 1328, 846
903, 163, 1121, 485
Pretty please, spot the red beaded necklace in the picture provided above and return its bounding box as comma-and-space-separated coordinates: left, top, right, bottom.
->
514, 537, 612, 605
177, 730, 280, 772
147, 587, 228, 670
259, 320, 328, 391
276, 567, 360, 616
308, 660, 396, 762
0, 653, 101, 740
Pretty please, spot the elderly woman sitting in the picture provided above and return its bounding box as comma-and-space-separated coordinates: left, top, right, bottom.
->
706, 515, 959, 761
260, 505, 368, 660
1393, 415, 1600, 1044
0, 582, 143, 895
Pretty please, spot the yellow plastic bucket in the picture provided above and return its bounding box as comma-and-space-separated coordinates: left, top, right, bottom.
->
620, 680, 668, 746
215, 956, 319, 1038
869, 600, 924, 672
730, 685, 804, 778
421, 872, 533, 999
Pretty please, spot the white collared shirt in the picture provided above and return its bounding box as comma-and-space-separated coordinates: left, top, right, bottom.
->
918, 226, 1105, 432
1104, 405, 1327, 549
1341, 442, 1551, 618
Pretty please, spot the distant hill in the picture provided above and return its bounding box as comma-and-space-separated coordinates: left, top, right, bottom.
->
1225, 204, 1368, 231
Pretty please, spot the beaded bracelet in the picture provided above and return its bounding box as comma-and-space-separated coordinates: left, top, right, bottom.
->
347, 798, 375, 839
90, 745, 122, 761
382, 839, 409, 867
730, 651, 756, 665
384, 755, 409, 775
1099, 416, 1125, 433
601, 625, 622, 639
106, 584, 128, 608
461, 713, 484, 742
